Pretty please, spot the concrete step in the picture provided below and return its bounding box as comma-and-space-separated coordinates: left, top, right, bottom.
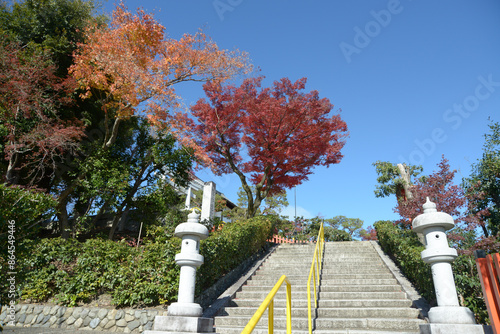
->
214, 242, 424, 334
248, 273, 395, 283
241, 284, 403, 293
228, 298, 414, 308
234, 290, 407, 300
214, 316, 424, 331
214, 329, 419, 334
223, 306, 421, 319
259, 264, 387, 271
319, 278, 398, 285
255, 268, 390, 277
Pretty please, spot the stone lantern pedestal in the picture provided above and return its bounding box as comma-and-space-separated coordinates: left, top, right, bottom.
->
413, 198, 492, 334
145, 211, 214, 334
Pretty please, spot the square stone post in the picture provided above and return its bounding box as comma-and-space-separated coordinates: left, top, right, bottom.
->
201, 182, 216, 222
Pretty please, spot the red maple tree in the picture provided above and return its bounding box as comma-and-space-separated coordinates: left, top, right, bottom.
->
0, 37, 83, 186
189, 76, 348, 217
395, 156, 488, 235
395, 156, 465, 226
360, 226, 378, 241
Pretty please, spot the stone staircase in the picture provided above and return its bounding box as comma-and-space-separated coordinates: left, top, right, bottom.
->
214, 241, 426, 333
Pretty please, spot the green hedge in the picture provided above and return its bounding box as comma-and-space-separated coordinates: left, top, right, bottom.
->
374, 221, 488, 324
6, 214, 275, 308
196, 215, 276, 296
15, 237, 181, 307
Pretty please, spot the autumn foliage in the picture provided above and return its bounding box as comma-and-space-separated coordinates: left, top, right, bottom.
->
70, 2, 251, 158
189, 76, 348, 217
0, 37, 84, 185
392, 156, 495, 252
395, 157, 466, 226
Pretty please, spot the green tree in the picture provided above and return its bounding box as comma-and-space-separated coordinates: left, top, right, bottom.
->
0, 0, 106, 74
0, 184, 57, 241
305, 217, 352, 242
65, 118, 194, 239
373, 161, 423, 201
463, 120, 500, 237
236, 186, 288, 217
262, 191, 289, 216
327, 215, 364, 239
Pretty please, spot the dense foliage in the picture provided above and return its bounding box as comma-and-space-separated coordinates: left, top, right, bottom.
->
1, 214, 275, 308
375, 220, 488, 324
463, 120, 500, 238
0, 0, 250, 240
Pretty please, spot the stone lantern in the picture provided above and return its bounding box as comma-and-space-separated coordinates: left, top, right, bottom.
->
145, 210, 213, 334
412, 198, 481, 332
168, 210, 209, 317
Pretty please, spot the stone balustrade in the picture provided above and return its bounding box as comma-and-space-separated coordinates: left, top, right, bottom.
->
0, 303, 167, 333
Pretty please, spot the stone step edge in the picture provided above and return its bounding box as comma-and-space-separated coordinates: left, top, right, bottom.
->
367, 240, 430, 320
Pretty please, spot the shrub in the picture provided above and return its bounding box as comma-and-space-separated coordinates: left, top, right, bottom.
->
374, 220, 488, 324
17, 236, 181, 307
12, 213, 276, 308
0, 184, 57, 239
453, 254, 488, 324
196, 215, 276, 296
374, 221, 435, 304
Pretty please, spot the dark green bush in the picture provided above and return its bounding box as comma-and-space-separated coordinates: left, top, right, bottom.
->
374, 220, 488, 324
10, 214, 275, 308
325, 227, 352, 241
17, 237, 180, 307
374, 221, 435, 304
453, 254, 488, 324
196, 215, 276, 296
0, 184, 58, 305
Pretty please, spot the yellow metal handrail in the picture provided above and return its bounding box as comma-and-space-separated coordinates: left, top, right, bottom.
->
307, 222, 325, 334
241, 275, 292, 334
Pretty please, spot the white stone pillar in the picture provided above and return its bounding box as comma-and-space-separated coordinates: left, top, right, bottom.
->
201, 181, 216, 222
185, 186, 192, 210
412, 198, 476, 325
167, 211, 208, 317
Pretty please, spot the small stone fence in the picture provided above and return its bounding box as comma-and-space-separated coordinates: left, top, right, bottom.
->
0, 303, 167, 333
267, 234, 311, 244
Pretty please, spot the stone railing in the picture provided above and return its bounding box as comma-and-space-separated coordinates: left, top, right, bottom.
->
0, 303, 167, 333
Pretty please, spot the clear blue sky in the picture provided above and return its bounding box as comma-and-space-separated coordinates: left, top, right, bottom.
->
104, 0, 500, 230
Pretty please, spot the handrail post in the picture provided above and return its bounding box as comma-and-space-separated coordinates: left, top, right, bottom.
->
268, 299, 274, 334
286, 282, 292, 334
241, 275, 291, 334
307, 222, 325, 334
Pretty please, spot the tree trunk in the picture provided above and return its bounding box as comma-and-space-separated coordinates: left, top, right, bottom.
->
57, 200, 71, 239
108, 152, 152, 239
108, 206, 124, 240
55, 175, 83, 238
397, 163, 414, 200
5, 152, 19, 185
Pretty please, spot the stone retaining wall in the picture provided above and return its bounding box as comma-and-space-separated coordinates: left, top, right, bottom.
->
0, 303, 167, 333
